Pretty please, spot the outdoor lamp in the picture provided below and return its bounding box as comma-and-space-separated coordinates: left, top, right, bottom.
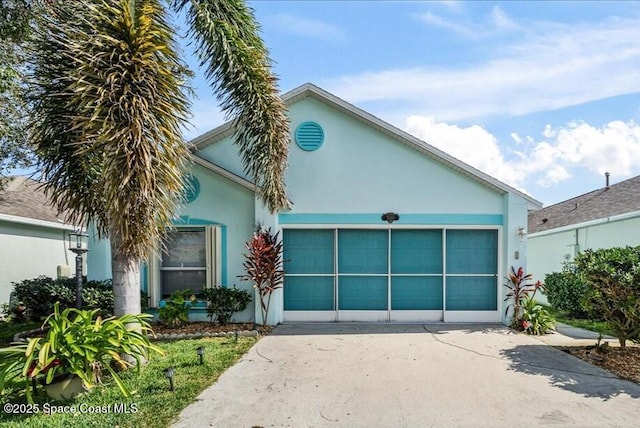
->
68, 230, 89, 309
381, 212, 399, 223
164, 367, 175, 391
196, 346, 205, 365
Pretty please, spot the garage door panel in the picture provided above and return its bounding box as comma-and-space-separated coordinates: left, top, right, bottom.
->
338, 276, 387, 310
283, 229, 334, 274
391, 230, 442, 274
284, 276, 334, 311
445, 276, 497, 311
446, 230, 497, 274
391, 276, 443, 310
338, 230, 388, 274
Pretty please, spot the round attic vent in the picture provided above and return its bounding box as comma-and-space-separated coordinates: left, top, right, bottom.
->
182, 174, 200, 204
295, 121, 324, 151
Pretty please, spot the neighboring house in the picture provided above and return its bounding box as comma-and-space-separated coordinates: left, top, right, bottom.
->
528, 174, 640, 287
0, 176, 77, 306
89, 83, 542, 324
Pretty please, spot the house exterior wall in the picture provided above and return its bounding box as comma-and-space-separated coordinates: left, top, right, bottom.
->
87, 90, 537, 325
528, 213, 640, 303
262, 96, 530, 324
285, 97, 504, 214
501, 192, 531, 322
0, 220, 76, 306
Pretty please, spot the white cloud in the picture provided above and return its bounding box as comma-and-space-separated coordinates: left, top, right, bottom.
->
404, 116, 640, 192
265, 14, 345, 41
416, 12, 476, 38
325, 16, 640, 121
415, 5, 519, 40
405, 115, 522, 187
490, 6, 519, 31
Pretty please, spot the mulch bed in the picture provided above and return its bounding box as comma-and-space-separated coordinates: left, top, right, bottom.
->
151, 322, 273, 336
561, 345, 640, 384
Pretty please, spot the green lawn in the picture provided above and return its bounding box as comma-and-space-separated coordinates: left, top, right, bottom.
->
542, 304, 615, 336
0, 335, 257, 428
0, 321, 41, 347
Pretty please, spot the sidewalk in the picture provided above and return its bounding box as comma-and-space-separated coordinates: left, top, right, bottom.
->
534, 322, 618, 346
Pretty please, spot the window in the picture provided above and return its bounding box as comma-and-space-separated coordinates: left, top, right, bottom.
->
161, 228, 206, 296
148, 225, 221, 304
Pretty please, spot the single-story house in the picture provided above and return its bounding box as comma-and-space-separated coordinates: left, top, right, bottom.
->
0, 176, 78, 306
89, 83, 542, 324
528, 174, 640, 286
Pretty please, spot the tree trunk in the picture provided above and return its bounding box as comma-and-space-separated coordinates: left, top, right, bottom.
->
112, 257, 141, 316
111, 240, 141, 317
110, 238, 145, 365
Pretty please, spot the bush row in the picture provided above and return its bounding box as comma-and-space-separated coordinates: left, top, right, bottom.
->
9, 276, 150, 322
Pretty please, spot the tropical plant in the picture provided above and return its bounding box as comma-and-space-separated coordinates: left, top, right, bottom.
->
158, 289, 195, 328
201, 286, 252, 325
520, 297, 556, 335
503, 266, 545, 330
26, 0, 289, 320
544, 263, 589, 318
575, 246, 640, 348
239, 227, 284, 325
0, 302, 163, 403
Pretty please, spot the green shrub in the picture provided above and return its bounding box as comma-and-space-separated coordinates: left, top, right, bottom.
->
544, 263, 589, 318
575, 246, 640, 347
520, 297, 556, 335
158, 289, 195, 328
201, 286, 252, 325
11, 276, 114, 321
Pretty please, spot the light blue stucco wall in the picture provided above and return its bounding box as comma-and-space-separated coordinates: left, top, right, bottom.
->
501, 193, 531, 323
284, 97, 504, 214
0, 221, 76, 306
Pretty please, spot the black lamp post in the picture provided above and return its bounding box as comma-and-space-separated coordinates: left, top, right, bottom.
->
164, 367, 175, 391
68, 230, 89, 309
196, 346, 205, 365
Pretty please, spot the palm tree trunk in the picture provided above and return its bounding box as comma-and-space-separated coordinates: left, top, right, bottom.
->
110, 237, 141, 317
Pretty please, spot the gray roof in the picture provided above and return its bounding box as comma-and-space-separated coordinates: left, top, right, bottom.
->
0, 176, 71, 226
528, 174, 640, 234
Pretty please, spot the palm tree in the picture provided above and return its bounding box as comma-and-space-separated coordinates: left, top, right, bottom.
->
28, 0, 289, 317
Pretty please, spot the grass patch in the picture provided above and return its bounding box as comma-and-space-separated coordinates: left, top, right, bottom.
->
0, 321, 40, 347
542, 304, 615, 336
0, 336, 256, 427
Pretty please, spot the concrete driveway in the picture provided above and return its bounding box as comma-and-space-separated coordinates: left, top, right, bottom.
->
173, 324, 640, 428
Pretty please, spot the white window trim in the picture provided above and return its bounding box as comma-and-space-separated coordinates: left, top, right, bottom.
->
148, 225, 222, 307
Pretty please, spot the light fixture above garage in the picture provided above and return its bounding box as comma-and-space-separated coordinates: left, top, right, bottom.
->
381, 212, 399, 223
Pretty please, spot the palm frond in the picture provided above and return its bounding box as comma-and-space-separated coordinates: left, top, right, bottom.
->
29, 0, 193, 262
175, 0, 290, 213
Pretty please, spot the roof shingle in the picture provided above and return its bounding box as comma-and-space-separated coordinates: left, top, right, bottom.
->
0, 176, 71, 225
528, 175, 640, 234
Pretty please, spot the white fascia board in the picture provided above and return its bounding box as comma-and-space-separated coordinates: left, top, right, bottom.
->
528, 209, 640, 238
0, 213, 77, 231
191, 154, 257, 192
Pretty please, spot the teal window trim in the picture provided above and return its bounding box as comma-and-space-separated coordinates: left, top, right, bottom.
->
279, 213, 503, 225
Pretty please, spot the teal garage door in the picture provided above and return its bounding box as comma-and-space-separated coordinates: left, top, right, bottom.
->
283, 228, 498, 322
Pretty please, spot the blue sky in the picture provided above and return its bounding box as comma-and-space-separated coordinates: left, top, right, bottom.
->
183, 1, 640, 207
